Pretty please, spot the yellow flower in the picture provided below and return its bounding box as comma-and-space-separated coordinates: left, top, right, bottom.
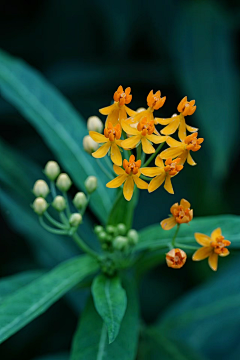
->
99, 86, 136, 127
89, 122, 123, 166
155, 96, 198, 141
121, 117, 166, 154
141, 156, 183, 193
192, 228, 231, 271
106, 155, 148, 201
166, 248, 187, 269
160, 132, 204, 166
161, 199, 193, 230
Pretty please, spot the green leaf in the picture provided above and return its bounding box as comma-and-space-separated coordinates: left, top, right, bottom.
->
0, 49, 113, 223
70, 279, 139, 360
91, 274, 127, 343
0, 255, 98, 344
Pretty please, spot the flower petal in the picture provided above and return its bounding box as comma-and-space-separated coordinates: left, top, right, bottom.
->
178, 116, 187, 142
208, 252, 218, 271
211, 228, 222, 241
147, 134, 167, 144
155, 117, 173, 125
111, 142, 122, 166
106, 174, 127, 188
160, 147, 184, 160
106, 108, 119, 127
186, 124, 198, 132
125, 106, 136, 117
164, 174, 174, 194
133, 175, 148, 189
161, 216, 177, 230
99, 104, 115, 115
194, 233, 211, 246
89, 131, 108, 143
179, 150, 188, 164
192, 246, 213, 261
113, 164, 125, 175
148, 173, 166, 192
123, 176, 134, 201
161, 117, 180, 135
121, 135, 141, 149
142, 137, 155, 154
92, 142, 111, 158
155, 155, 164, 168
180, 199, 191, 210
127, 110, 149, 124
219, 249, 230, 257
187, 152, 197, 166
119, 107, 127, 121
141, 167, 164, 177
166, 137, 183, 147
121, 121, 139, 135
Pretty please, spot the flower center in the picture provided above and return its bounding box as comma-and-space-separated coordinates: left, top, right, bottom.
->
113, 86, 132, 106
137, 117, 155, 136
164, 158, 183, 176
184, 132, 203, 151
104, 123, 121, 142
123, 155, 141, 175
211, 236, 231, 254
167, 250, 184, 265
171, 205, 192, 224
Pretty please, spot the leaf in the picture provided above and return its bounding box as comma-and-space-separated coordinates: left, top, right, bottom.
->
0, 255, 98, 344
70, 279, 139, 360
0, 49, 113, 223
91, 274, 127, 343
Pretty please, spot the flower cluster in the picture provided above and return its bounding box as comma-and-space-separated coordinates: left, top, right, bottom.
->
84, 85, 204, 201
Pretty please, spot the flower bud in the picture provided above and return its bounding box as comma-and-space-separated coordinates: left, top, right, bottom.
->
116, 223, 127, 236
166, 248, 187, 269
87, 116, 103, 133
56, 173, 72, 192
94, 225, 104, 235
73, 192, 88, 210
83, 135, 98, 154
85, 176, 97, 194
106, 225, 116, 235
136, 107, 146, 113
127, 229, 139, 245
113, 236, 128, 251
33, 180, 49, 198
52, 196, 66, 212
33, 197, 48, 215
69, 213, 82, 227
44, 161, 60, 181
98, 231, 107, 242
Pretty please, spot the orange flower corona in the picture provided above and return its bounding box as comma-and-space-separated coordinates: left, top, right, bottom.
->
137, 118, 155, 136
113, 86, 132, 105
177, 96, 196, 116
161, 199, 193, 230
166, 248, 187, 269
123, 155, 141, 175
184, 132, 204, 152
164, 158, 183, 176
104, 123, 121, 142
147, 90, 166, 110
211, 235, 231, 255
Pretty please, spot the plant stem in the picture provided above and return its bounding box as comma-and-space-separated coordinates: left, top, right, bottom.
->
104, 156, 115, 175
63, 192, 71, 218
143, 142, 165, 167
72, 232, 98, 259
137, 144, 142, 161
171, 224, 180, 248
59, 211, 69, 225
96, 159, 113, 180
44, 211, 68, 229
140, 174, 150, 182
175, 243, 199, 250
39, 216, 69, 235
50, 180, 57, 198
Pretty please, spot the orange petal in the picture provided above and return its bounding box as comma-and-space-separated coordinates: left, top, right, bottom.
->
142, 137, 155, 154
194, 233, 211, 246
148, 173, 166, 192
123, 176, 134, 201
113, 164, 125, 175
208, 252, 218, 271
92, 142, 111, 158
211, 228, 222, 241
111, 142, 122, 166
192, 247, 213, 261
161, 216, 177, 230
106, 174, 127, 188
180, 199, 191, 210
89, 131, 108, 143
141, 167, 164, 177
133, 175, 148, 189
219, 249, 230, 257
161, 117, 180, 135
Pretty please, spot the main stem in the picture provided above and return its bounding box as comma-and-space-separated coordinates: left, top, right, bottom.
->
143, 142, 165, 167
72, 233, 98, 259
171, 224, 180, 248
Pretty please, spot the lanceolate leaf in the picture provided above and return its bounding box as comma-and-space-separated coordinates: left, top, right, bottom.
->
91, 274, 127, 343
0, 255, 98, 344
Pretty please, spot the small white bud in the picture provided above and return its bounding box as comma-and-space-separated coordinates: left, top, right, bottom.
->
52, 196, 66, 212
83, 135, 98, 154
87, 116, 103, 133
117, 223, 127, 236
33, 180, 49, 198
56, 173, 72, 192
73, 192, 88, 210
85, 176, 97, 194
137, 107, 146, 113
69, 213, 82, 227
113, 236, 128, 251
127, 229, 139, 245
33, 197, 48, 215
172, 113, 178, 118
44, 161, 60, 181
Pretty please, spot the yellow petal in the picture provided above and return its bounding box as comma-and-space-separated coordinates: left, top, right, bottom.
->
155, 155, 164, 168
160, 147, 184, 160
89, 131, 108, 143
178, 116, 187, 142
161, 216, 177, 230
99, 104, 116, 115
133, 175, 148, 189
106, 108, 119, 127
106, 174, 127, 188
147, 134, 167, 144
129, 110, 149, 124
121, 135, 141, 149
111, 142, 122, 166
166, 137, 183, 147
125, 106, 136, 117
121, 121, 139, 135
148, 173, 166, 192
186, 124, 198, 132
141, 167, 164, 177
123, 176, 134, 201
113, 164, 125, 175
179, 150, 188, 164
164, 174, 174, 194
180, 199, 191, 210
155, 117, 173, 125
92, 142, 111, 158
208, 252, 218, 271
161, 117, 180, 135
192, 247, 213, 261
194, 233, 211, 246
142, 137, 155, 154
119, 107, 127, 121
187, 152, 196, 166
211, 228, 222, 241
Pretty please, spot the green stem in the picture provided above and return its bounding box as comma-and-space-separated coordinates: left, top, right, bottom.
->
39, 216, 69, 235
171, 224, 180, 248
96, 159, 113, 180
137, 143, 142, 161
175, 243, 199, 250
79, 195, 90, 216
140, 174, 150, 182
59, 211, 69, 226
72, 233, 98, 259
44, 211, 68, 229
63, 192, 71, 218
50, 181, 57, 198
143, 142, 165, 167
104, 156, 115, 175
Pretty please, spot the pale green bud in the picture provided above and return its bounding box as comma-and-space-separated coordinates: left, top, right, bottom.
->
33, 197, 48, 215
33, 180, 50, 198
127, 229, 139, 245
56, 173, 72, 192
73, 192, 88, 210
116, 223, 127, 236
87, 116, 103, 133
69, 213, 82, 227
44, 161, 60, 181
113, 236, 128, 251
85, 176, 97, 194
52, 196, 66, 212
106, 225, 116, 235
94, 225, 104, 235
98, 231, 107, 242
83, 135, 98, 154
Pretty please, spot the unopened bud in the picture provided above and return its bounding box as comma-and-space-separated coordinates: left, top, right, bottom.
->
127, 229, 139, 245
116, 223, 127, 236
172, 113, 178, 118
69, 213, 82, 227
98, 231, 107, 242
83, 135, 98, 154
52, 196, 66, 212
85, 176, 97, 194
33, 180, 49, 198
113, 236, 128, 251
106, 225, 116, 235
56, 173, 72, 192
33, 197, 48, 215
44, 161, 60, 181
137, 107, 146, 113
73, 192, 88, 210
87, 116, 103, 133
94, 225, 104, 235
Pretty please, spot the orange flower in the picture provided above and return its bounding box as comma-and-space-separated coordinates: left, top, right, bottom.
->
106, 155, 148, 201
89, 122, 123, 166
99, 86, 136, 127
192, 228, 231, 271
141, 156, 183, 194
155, 96, 197, 141
161, 199, 193, 230
166, 248, 187, 269
121, 117, 166, 154
160, 132, 204, 166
